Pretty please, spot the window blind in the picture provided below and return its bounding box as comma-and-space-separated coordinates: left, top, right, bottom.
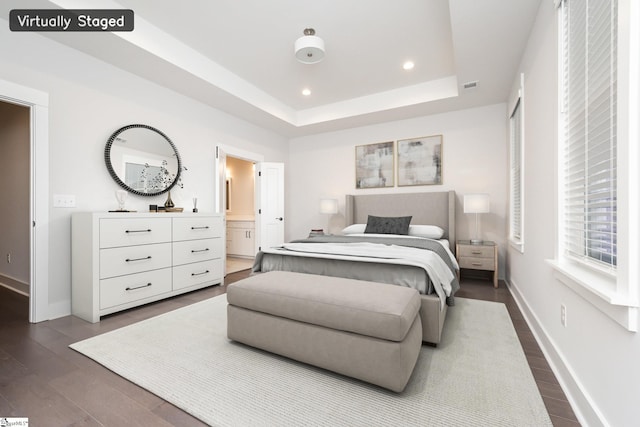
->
562, 0, 617, 268
510, 98, 523, 242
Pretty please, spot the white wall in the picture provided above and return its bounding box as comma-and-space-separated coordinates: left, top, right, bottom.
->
288, 103, 509, 278
0, 22, 288, 318
0, 101, 30, 288
507, 2, 640, 426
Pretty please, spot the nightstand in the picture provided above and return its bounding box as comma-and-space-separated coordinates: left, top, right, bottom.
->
456, 240, 498, 288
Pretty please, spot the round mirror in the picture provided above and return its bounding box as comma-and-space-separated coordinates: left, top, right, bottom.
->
105, 124, 182, 196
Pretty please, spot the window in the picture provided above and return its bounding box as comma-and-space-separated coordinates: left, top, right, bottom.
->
553, 0, 639, 331
509, 89, 524, 251
560, 0, 617, 271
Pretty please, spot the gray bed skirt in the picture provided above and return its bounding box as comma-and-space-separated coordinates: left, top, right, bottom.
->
254, 252, 435, 294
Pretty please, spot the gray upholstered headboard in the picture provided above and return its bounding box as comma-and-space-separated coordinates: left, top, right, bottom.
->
345, 191, 456, 250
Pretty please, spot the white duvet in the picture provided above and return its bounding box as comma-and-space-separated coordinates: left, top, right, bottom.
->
262, 241, 458, 309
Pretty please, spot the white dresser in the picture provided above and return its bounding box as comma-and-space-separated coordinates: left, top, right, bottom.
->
72, 212, 224, 322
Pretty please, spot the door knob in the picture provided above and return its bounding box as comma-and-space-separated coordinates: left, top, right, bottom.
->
276, 217, 283, 221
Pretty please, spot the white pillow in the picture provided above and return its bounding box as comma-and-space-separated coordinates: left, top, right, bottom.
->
408, 225, 445, 239
340, 224, 366, 234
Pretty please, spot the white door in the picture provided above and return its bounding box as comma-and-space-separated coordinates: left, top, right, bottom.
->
255, 162, 285, 251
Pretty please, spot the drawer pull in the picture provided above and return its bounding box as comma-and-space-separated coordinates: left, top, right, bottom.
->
125, 255, 152, 262
191, 270, 210, 277
125, 229, 152, 234
191, 226, 210, 230
126, 283, 152, 291
191, 248, 210, 253
471, 251, 482, 255
472, 262, 483, 266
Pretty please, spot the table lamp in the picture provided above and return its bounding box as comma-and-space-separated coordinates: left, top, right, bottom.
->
319, 198, 338, 234
464, 194, 490, 244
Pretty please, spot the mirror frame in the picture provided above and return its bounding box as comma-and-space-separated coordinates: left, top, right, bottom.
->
104, 124, 182, 197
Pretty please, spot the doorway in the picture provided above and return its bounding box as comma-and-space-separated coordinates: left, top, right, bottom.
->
214, 145, 285, 277
0, 101, 30, 300
0, 78, 49, 323
225, 156, 256, 274
0, 80, 51, 323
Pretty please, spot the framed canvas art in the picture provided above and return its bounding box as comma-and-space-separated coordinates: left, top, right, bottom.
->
397, 135, 442, 186
355, 141, 394, 189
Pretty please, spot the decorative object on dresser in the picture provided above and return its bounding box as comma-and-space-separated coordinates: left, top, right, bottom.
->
456, 240, 498, 288
71, 212, 224, 322
355, 141, 394, 189
164, 190, 175, 208
104, 124, 182, 197
463, 193, 490, 244
397, 135, 443, 186
114, 190, 128, 212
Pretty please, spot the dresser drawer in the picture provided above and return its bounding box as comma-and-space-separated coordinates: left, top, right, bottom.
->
100, 218, 171, 248
172, 238, 222, 266
458, 245, 495, 258
172, 259, 223, 291
100, 268, 172, 309
100, 243, 172, 279
459, 257, 495, 271
173, 217, 222, 241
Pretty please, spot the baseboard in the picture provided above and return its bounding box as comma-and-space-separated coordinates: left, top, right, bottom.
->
0, 274, 29, 296
506, 279, 606, 427
47, 300, 71, 321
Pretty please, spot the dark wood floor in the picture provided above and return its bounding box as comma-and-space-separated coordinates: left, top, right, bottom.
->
0, 273, 580, 426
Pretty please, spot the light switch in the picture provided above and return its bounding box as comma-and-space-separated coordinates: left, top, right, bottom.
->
53, 194, 76, 208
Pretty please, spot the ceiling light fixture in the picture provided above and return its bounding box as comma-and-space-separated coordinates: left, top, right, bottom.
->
403, 61, 415, 70
294, 28, 325, 64
302, 88, 311, 96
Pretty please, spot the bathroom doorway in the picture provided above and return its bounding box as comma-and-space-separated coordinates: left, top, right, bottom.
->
225, 156, 256, 274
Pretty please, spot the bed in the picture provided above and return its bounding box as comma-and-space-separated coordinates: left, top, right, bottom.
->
251, 191, 459, 345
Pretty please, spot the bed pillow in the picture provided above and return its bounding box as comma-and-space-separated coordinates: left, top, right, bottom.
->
364, 215, 412, 235
341, 224, 367, 235
408, 225, 445, 239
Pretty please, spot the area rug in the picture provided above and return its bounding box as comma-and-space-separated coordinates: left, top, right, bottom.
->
70, 295, 552, 426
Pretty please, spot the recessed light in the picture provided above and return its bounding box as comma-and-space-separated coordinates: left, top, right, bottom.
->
403, 61, 415, 70
302, 88, 311, 96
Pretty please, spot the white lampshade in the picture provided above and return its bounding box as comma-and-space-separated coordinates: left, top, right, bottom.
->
319, 198, 338, 214
295, 28, 325, 64
464, 194, 490, 214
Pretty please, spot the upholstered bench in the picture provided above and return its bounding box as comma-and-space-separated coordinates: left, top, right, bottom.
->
226, 271, 422, 392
